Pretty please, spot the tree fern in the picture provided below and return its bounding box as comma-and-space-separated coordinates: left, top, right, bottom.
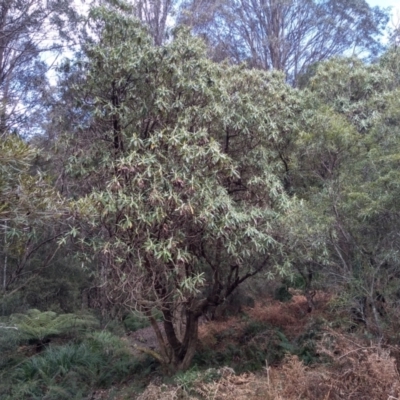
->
9, 309, 99, 349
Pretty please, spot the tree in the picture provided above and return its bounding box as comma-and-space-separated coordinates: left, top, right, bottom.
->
87, 0, 176, 45
132, 0, 176, 45
0, 0, 79, 137
62, 4, 293, 371
286, 51, 400, 334
179, 0, 389, 83
7, 309, 98, 351
0, 136, 66, 313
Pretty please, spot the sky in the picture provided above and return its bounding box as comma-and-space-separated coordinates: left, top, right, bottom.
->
367, 0, 400, 43
368, 0, 400, 22
369, 0, 399, 9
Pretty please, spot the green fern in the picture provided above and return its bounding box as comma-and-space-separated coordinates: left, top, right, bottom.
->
8, 333, 140, 399
10, 309, 99, 345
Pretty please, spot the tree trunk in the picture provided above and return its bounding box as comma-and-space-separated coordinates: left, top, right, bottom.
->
163, 307, 183, 365
305, 290, 316, 313
151, 305, 200, 372
173, 303, 186, 342
178, 311, 199, 371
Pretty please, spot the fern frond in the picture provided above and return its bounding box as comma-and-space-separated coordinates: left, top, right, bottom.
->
10, 309, 99, 342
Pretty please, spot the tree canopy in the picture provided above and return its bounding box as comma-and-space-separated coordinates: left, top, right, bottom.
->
59, 4, 296, 371
179, 0, 389, 83
2, 0, 400, 378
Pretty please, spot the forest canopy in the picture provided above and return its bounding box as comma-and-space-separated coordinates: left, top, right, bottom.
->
1, 0, 400, 389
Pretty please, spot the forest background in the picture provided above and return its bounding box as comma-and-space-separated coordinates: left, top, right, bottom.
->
2, 0, 400, 398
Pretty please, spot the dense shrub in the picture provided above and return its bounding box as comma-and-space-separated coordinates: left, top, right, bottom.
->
123, 312, 150, 332
1, 331, 141, 400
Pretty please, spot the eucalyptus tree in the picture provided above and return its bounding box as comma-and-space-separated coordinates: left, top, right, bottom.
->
0, 0, 79, 137
62, 4, 295, 371
133, 0, 176, 45
179, 0, 389, 84
87, 0, 176, 45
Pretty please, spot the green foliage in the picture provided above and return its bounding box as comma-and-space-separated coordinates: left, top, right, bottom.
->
173, 366, 223, 396
194, 321, 279, 372
0, 136, 36, 220
281, 48, 400, 334
283, 274, 307, 290
0, 136, 64, 225
122, 309, 163, 333
3, 0, 400, 385
58, 1, 295, 370
2, 331, 142, 400
276, 326, 321, 365
274, 275, 309, 302
123, 312, 150, 332
194, 317, 324, 373
10, 309, 99, 345
213, 289, 256, 318
0, 135, 66, 307
273, 285, 293, 302
0, 323, 20, 371
174, 366, 202, 393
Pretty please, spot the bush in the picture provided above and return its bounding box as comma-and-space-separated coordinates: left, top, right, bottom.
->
0, 325, 22, 397
195, 318, 323, 374
123, 312, 150, 332
213, 289, 255, 320
273, 285, 293, 302
3, 331, 140, 400
171, 366, 232, 398
195, 320, 284, 372
10, 309, 99, 351
0, 324, 20, 364
123, 310, 162, 333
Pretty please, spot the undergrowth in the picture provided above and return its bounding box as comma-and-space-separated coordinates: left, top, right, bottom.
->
137, 295, 400, 400
0, 331, 151, 400
195, 316, 322, 373
3, 294, 400, 399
